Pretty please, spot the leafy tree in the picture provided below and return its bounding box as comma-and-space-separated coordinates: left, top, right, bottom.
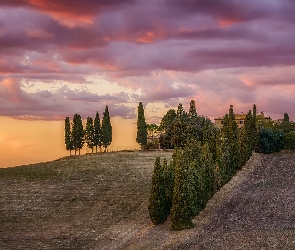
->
148, 157, 167, 224
159, 109, 177, 149
64, 117, 74, 155
71, 113, 84, 155
94, 112, 102, 153
101, 105, 112, 152
159, 109, 177, 133
147, 123, 159, 138
256, 127, 284, 153
136, 102, 147, 150
283, 131, 295, 150
170, 118, 189, 148
85, 116, 95, 153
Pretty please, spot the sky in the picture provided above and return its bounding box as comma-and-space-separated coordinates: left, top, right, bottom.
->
1, 0, 295, 167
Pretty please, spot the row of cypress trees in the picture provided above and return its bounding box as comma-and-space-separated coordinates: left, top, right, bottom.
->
64, 105, 112, 155
148, 103, 257, 230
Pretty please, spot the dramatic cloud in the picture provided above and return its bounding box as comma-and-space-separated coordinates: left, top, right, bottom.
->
0, 0, 295, 121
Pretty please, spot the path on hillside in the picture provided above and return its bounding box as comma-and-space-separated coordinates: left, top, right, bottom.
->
123, 152, 295, 250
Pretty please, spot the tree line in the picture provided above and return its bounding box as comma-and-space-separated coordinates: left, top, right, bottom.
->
148, 101, 295, 230
64, 105, 112, 155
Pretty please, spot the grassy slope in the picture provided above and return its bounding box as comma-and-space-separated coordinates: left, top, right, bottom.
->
0, 151, 172, 250
1, 151, 294, 250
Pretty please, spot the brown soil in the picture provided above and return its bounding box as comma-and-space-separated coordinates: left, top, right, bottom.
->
0, 151, 294, 249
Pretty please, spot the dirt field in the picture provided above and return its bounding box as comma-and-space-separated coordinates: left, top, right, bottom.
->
0, 151, 294, 249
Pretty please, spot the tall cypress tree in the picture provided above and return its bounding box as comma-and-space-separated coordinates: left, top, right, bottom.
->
136, 102, 147, 150
170, 148, 195, 230
251, 104, 258, 150
72, 113, 84, 155
188, 100, 197, 118
228, 105, 241, 171
176, 103, 186, 118
85, 116, 95, 153
148, 157, 167, 225
94, 112, 102, 153
65, 117, 74, 156
101, 105, 112, 152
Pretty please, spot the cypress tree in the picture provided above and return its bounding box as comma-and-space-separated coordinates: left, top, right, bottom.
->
251, 104, 258, 150
65, 117, 74, 156
72, 113, 84, 155
201, 143, 215, 201
284, 113, 290, 122
94, 112, 102, 153
163, 158, 174, 217
136, 102, 147, 150
228, 105, 241, 172
85, 116, 95, 153
148, 157, 167, 225
101, 105, 112, 152
170, 149, 195, 230
176, 103, 186, 118
188, 100, 197, 118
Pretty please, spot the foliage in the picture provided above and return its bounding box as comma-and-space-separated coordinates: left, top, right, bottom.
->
149, 102, 291, 231
64, 117, 74, 155
256, 127, 284, 154
93, 112, 102, 153
170, 148, 195, 230
188, 100, 197, 118
163, 158, 174, 216
85, 116, 95, 153
283, 131, 295, 150
71, 113, 84, 155
146, 124, 159, 138
220, 106, 241, 184
101, 105, 112, 152
284, 113, 290, 122
143, 141, 159, 151
159, 109, 177, 133
148, 157, 168, 224
136, 102, 147, 150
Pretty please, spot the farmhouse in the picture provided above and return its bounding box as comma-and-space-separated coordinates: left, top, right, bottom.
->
214, 111, 271, 128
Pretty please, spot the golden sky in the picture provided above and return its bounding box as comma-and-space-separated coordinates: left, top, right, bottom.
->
0, 116, 139, 168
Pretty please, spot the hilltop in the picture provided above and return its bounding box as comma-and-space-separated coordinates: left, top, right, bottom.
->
0, 151, 295, 249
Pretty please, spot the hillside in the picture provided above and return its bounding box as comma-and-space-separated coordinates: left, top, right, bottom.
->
0, 151, 295, 249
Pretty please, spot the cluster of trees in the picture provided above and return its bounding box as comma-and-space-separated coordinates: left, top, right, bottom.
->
256, 112, 295, 153
148, 103, 258, 230
158, 100, 213, 149
64, 105, 112, 155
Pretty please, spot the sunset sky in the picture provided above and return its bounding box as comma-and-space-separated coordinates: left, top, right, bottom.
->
1, 0, 295, 167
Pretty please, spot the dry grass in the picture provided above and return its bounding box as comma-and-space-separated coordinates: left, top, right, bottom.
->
1, 151, 294, 250
0, 151, 172, 250
124, 152, 295, 250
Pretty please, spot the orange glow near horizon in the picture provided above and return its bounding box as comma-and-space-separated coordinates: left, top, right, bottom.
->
0, 116, 139, 168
